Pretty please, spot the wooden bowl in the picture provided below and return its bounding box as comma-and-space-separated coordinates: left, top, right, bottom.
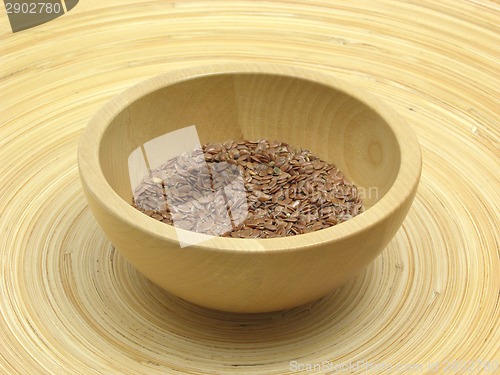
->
78, 63, 421, 313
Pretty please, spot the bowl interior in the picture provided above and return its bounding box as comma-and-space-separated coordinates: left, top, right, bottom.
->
99, 73, 400, 210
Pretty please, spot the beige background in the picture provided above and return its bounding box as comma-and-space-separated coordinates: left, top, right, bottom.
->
0, 0, 498, 374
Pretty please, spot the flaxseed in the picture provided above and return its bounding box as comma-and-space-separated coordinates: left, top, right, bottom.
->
132, 139, 364, 239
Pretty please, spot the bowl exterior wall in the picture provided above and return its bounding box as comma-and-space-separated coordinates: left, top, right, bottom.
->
81, 176, 418, 312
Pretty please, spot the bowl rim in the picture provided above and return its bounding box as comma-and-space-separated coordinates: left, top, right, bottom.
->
78, 63, 422, 253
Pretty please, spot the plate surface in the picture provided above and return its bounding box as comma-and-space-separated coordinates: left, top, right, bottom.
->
0, 0, 498, 373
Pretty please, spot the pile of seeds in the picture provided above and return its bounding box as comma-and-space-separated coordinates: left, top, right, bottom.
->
132, 139, 364, 238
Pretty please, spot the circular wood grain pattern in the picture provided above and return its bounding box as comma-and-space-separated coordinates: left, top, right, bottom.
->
1, 0, 498, 374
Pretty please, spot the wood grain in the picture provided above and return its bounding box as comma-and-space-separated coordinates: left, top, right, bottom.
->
0, 0, 498, 373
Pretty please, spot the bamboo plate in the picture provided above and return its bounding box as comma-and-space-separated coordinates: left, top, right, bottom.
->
0, 1, 498, 374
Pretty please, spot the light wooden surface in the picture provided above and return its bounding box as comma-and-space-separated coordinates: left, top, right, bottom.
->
79, 65, 421, 312
1, 0, 498, 373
